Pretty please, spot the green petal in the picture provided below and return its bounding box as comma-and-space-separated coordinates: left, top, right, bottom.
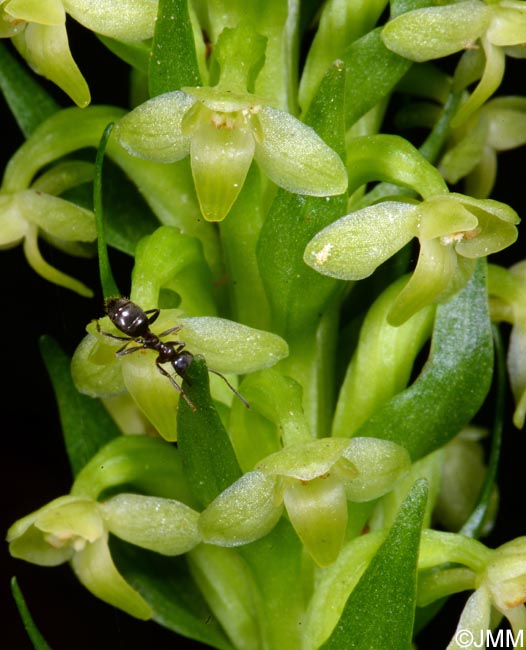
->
381, 2, 490, 62
388, 238, 465, 326
256, 438, 357, 481
190, 119, 255, 221
101, 494, 201, 555
486, 102, 526, 150
304, 201, 418, 281
0, 195, 27, 247
120, 349, 181, 442
199, 471, 283, 546
455, 211, 518, 258
255, 106, 348, 196
63, 0, 157, 41
18, 190, 96, 241
487, 5, 526, 47
14, 23, 90, 107
440, 117, 489, 185
71, 331, 127, 398
448, 192, 520, 224
23, 224, 93, 297
447, 588, 491, 649
5, 0, 65, 24
283, 474, 348, 567
177, 315, 289, 374
7, 495, 88, 566
417, 197, 479, 241
71, 535, 152, 620
451, 38, 506, 128
114, 92, 194, 162
341, 437, 411, 502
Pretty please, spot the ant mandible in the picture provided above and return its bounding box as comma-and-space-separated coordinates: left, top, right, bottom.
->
96, 297, 249, 412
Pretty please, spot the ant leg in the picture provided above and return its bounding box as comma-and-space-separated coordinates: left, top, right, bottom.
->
158, 324, 184, 338
208, 369, 250, 409
156, 361, 196, 412
144, 308, 160, 326
115, 341, 146, 356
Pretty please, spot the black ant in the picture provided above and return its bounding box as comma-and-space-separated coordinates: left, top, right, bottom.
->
96, 297, 249, 412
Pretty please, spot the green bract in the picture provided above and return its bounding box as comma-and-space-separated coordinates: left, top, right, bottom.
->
305, 193, 519, 324
0, 0, 157, 106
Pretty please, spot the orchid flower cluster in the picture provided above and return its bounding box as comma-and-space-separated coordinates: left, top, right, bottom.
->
2, 1, 525, 649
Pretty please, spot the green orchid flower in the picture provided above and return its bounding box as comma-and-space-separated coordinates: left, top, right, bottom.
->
381, 0, 526, 126
0, 0, 157, 106
72, 308, 289, 441
440, 96, 526, 198
199, 437, 410, 567
7, 492, 201, 620
0, 160, 96, 296
7, 433, 202, 620
445, 538, 526, 648
114, 22, 347, 221
304, 192, 519, 325
488, 261, 526, 429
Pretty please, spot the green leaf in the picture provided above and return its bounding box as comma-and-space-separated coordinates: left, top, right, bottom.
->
354, 259, 493, 460
342, 28, 412, 128
94, 122, 120, 299
257, 60, 347, 335
110, 539, 233, 650
177, 356, 242, 507
460, 326, 504, 539
10, 577, 52, 650
0, 41, 58, 137
149, 0, 201, 97
320, 479, 428, 650
39, 336, 121, 476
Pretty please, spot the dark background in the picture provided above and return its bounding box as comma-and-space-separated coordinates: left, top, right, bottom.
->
1, 17, 525, 650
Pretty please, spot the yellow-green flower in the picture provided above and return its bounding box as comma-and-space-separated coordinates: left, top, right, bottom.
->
489, 261, 526, 429
7, 491, 201, 619
199, 437, 410, 566
305, 193, 519, 325
382, 0, 526, 126
0, 0, 157, 106
0, 160, 96, 296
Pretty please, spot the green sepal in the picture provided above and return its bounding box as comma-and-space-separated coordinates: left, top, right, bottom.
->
381, 2, 490, 62
10, 577, 52, 650
257, 59, 347, 335
354, 259, 493, 461
71, 435, 193, 505
39, 336, 121, 477
111, 539, 234, 650
229, 369, 311, 471
199, 470, 283, 546
332, 276, 434, 437
320, 478, 428, 650
149, 0, 201, 97
130, 225, 216, 316
177, 356, 242, 508
0, 40, 58, 136
345, 134, 448, 199
101, 494, 201, 555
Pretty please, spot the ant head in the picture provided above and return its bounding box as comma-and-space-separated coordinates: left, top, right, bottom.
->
104, 296, 128, 318
173, 351, 194, 377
